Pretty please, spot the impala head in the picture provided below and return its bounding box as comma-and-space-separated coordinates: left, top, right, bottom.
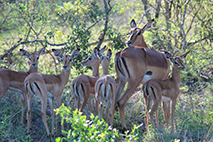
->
99, 48, 112, 68
126, 19, 154, 47
20, 46, 46, 68
52, 48, 80, 70
81, 46, 106, 67
171, 51, 190, 70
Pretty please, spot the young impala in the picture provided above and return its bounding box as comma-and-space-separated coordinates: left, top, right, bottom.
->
24, 48, 80, 136
0, 46, 46, 124
72, 46, 106, 112
143, 51, 189, 133
114, 19, 170, 132
95, 48, 116, 127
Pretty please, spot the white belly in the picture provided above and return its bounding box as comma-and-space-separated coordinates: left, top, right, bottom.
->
161, 96, 171, 102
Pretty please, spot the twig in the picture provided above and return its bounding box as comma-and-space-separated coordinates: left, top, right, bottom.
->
187, 36, 212, 46
87, 19, 102, 30
186, 0, 202, 35
96, 0, 111, 49
0, 0, 21, 28
0, 39, 22, 60
180, 0, 190, 52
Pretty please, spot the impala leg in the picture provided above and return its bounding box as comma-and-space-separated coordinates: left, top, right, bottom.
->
150, 93, 161, 129
171, 99, 177, 132
118, 80, 140, 132
95, 99, 99, 111
75, 95, 80, 110
98, 101, 103, 121
26, 93, 32, 134
155, 108, 160, 129
0, 82, 9, 100
40, 96, 50, 136
20, 93, 27, 125
88, 95, 94, 112
48, 97, 55, 135
114, 79, 126, 108
56, 96, 64, 132
163, 101, 170, 128
80, 85, 90, 112
105, 99, 110, 123
144, 96, 149, 133
109, 96, 114, 128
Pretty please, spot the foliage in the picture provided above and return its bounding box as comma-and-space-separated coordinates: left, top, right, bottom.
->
54, 104, 140, 142
0, 0, 212, 141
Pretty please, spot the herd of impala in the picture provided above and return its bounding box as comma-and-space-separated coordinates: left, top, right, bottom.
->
0, 19, 189, 136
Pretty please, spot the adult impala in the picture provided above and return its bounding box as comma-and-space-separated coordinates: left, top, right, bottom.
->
143, 51, 189, 133
114, 19, 170, 132
0, 46, 46, 124
95, 48, 116, 127
24, 48, 80, 136
72, 46, 106, 112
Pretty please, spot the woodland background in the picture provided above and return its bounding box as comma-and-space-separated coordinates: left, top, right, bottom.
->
0, 0, 212, 141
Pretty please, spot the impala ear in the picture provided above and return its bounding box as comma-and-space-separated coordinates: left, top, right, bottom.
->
20, 49, 30, 57
180, 51, 190, 58
71, 48, 80, 59
107, 49, 112, 60
52, 49, 63, 59
98, 45, 107, 57
130, 19, 136, 28
163, 51, 173, 60
38, 46, 46, 57
93, 47, 99, 58
142, 19, 154, 33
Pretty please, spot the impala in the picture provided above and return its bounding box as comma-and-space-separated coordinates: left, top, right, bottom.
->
114, 19, 170, 132
95, 48, 116, 127
72, 46, 106, 112
143, 51, 189, 133
24, 48, 80, 136
0, 47, 46, 124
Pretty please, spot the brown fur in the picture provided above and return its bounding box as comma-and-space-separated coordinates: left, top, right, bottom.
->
24, 49, 80, 136
72, 46, 106, 112
114, 20, 170, 131
95, 49, 116, 127
143, 51, 189, 133
0, 47, 46, 124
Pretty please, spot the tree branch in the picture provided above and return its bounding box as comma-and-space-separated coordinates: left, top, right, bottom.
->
141, 0, 151, 20
180, 0, 189, 52
0, 39, 22, 60
186, 0, 202, 35
96, 0, 111, 49
187, 36, 212, 46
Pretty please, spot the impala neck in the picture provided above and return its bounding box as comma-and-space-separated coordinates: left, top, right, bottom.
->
59, 69, 71, 85
27, 66, 38, 74
102, 64, 109, 75
136, 36, 148, 48
92, 61, 100, 77
171, 65, 181, 85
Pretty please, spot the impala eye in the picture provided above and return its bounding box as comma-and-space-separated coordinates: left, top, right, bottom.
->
29, 57, 32, 60
69, 58, 72, 62
174, 61, 178, 64
88, 57, 92, 60
37, 56, 39, 60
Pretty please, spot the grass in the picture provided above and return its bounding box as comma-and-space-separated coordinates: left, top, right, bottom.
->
0, 73, 212, 141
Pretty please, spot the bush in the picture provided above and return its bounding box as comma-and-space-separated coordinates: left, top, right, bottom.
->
54, 104, 141, 142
